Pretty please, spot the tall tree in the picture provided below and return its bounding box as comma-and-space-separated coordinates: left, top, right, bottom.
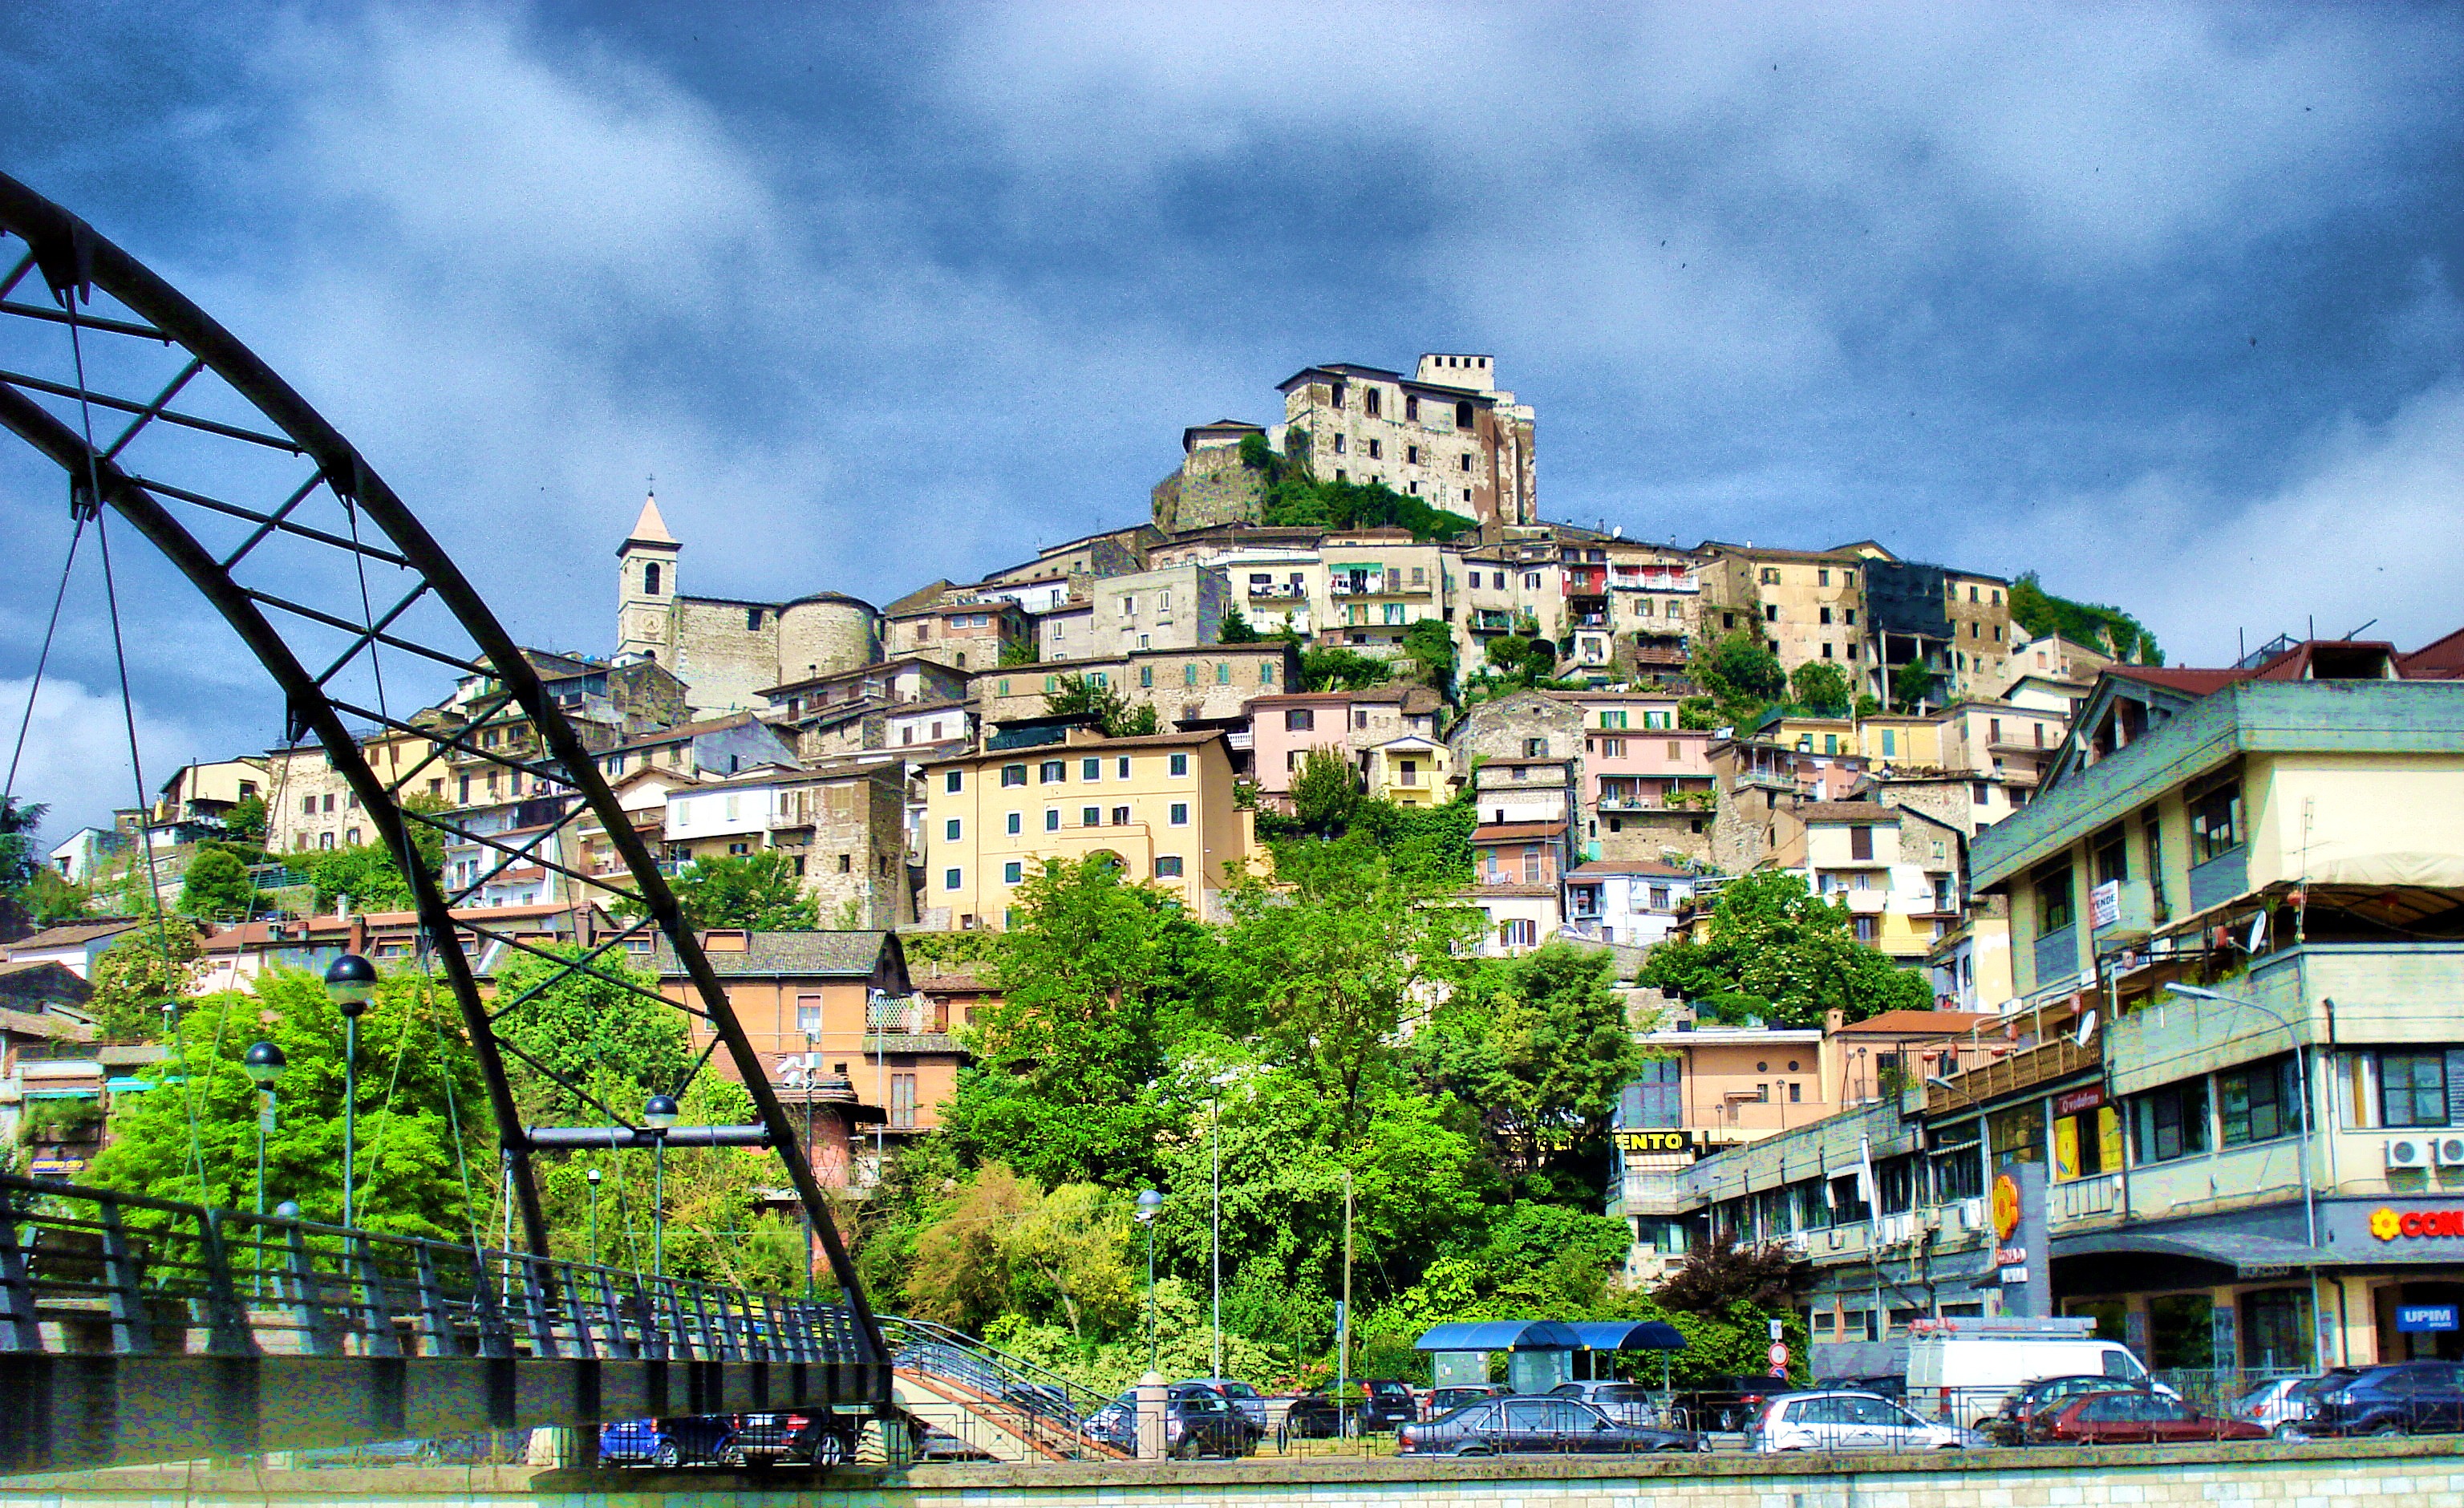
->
670, 849, 819, 930
1639, 870, 1931, 1027
489, 946, 697, 1122
1891, 658, 1939, 711
1414, 941, 1639, 1185
1288, 747, 1361, 837
1788, 661, 1852, 718
1691, 630, 1787, 725
87, 922, 202, 1042
1217, 604, 1260, 644
177, 847, 256, 921
1401, 618, 1457, 697
1299, 647, 1391, 693
1044, 674, 1159, 736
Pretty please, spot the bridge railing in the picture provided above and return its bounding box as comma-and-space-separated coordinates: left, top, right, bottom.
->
877, 1312, 1124, 1461
0, 1172, 875, 1366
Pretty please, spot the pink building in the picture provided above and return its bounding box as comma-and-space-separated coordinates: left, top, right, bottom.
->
1245, 687, 1444, 800
1581, 727, 1715, 813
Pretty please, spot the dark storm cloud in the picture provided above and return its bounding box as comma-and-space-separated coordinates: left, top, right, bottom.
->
2, 1, 2459, 833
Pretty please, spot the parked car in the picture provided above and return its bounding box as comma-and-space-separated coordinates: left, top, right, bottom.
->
1084, 1383, 1262, 1458
1908, 1328, 2156, 1429
598, 1416, 736, 1468
1426, 1383, 1510, 1419
2028, 1391, 2269, 1445
1824, 1373, 1907, 1403
1980, 1374, 2154, 1445
1396, 1396, 1703, 1456
728, 1411, 861, 1465
1750, 1390, 1986, 1453
2296, 1361, 2464, 1437
1179, 1377, 1267, 1427
1549, 1380, 1675, 1428
2235, 1372, 2344, 1439
1282, 1378, 1419, 1436
1689, 1374, 1791, 1433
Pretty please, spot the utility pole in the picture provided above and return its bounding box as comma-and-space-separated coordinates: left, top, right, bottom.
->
1340, 1168, 1354, 1437
1211, 1095, 1222, 1378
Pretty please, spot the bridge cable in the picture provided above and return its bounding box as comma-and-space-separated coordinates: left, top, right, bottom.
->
64, 282, 213, 1198
2, 511, 85, 805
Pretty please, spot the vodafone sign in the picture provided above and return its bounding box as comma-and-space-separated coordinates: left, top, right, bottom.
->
2372, 1207, 2464, 1240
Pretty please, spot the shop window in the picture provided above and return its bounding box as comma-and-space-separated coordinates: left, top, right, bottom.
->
2130, 1079, 2211, 1163
2219, 1055, 2303, 1145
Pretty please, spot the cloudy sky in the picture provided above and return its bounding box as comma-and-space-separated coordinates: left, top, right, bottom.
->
3, 2, 2460, 837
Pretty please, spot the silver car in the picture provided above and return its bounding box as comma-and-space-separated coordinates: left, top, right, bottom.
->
1547, 1380, 1673, 1429
1753, 1390, 1986, 1453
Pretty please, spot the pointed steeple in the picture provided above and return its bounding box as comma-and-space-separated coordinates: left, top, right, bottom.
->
626, 490, 678, 547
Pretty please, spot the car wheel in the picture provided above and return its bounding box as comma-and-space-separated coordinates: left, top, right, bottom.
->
1168, 1437, 1198, 1461
650, 1441, 680, 1469
2271, 1424, 2305, 1443
1452, 1443, 1490, 1457
2369, 1421, 2407, 1437
811, 1433, 847, 1465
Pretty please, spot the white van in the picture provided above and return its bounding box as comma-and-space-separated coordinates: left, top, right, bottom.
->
1906, 1318, 2165, 1428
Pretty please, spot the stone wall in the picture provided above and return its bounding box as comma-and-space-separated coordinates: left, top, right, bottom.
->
22, 1436, 2458, 1506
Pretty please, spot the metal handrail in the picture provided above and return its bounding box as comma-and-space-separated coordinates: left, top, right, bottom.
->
0, 1173, 865, 1364
877, 1312, 1122, 1460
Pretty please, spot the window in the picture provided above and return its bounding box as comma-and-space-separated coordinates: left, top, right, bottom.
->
747, 607, 764, 630
1406, 444, 1420, 464
1760, 568, 1781, 585
1523, 737, 1548, 758
1154, 855, 1184, 878
2382, 1052, 2449, 1128
1819, 606, 1833, 624
2131, 1080, 2210, 1163
1169, 752, 1189, 776
1003, 861, 1023, 884
1648, 885, 1672, 910
1141, 666, 1154, 687
1367, 438, 1382, 460
1081, 757, 1101, 780
793, 996, 823, 1036
1081, 806, 1101, 827
1764, 604, 1778, 622
1364, 387, 1381, 418
1040, 760, 1065, 783
1601, 711, 1628, 729
1286, 708, 1315, 732
1881, 729, 1896, 756
942, 768, 962, 794
1182, 663, 1198, 687
1499, 918, 1538, 948
1850, 825, 1874, 861
2219, 1056, 2302, 1145
1001, 764, 1027, 787
1854, 914, 1878, 943
943, 867, 962, 890
1044, 809, 1060, 832
1598, 737, 1625, 757
1332, 434, 1346, 454
2190, 774, 2243, 864
2035, 860, 2075, 934
890, 1073, 917, 1129
1260, 663, 1274, 685
1110, 805, 1130, 826
642, 562, 660, 595
1217, 661, 1230, 683
1169, 802, 1189, 825
1005, 812, 1021, 836
1844, 608, 1856, 626
1456, 399, 1475, 428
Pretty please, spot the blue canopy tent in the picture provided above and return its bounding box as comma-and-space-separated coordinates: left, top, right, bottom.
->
1415, 1320, 1685, 1392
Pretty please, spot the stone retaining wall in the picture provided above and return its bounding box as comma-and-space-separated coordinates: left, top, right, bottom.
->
7, 1437, 2460, 1506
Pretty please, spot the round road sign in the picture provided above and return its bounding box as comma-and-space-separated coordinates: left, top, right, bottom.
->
1767, 1341, 1789, 1368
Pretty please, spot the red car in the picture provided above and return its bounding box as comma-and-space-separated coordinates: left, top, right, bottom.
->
2029, 1391, 2269, 1445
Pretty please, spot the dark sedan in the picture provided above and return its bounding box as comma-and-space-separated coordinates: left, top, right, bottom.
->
2027, 1392, 2268, 1445
1084, 1383, 1261, 1458
1283, 1379, 1419, 1437
2299, 1361, 2464, 1437
1396, 1396, 1704, 1456
1981, 1375, 2152, 1445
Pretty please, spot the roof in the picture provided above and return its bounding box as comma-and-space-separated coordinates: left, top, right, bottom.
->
1470, 822, 1565, 843
650, 930, 904, 981
622, 493, 676, 547
1696, 540, 1870, 565
1183, 419, 1265, 450
616, 711, 780, 750
2400, 625, 2464, 679
1834, 1009, 1997, 1036
1414, 1320, 1587, 1352
1793, 801, 1899, 823
881, 580, 956, 616
1564, 859, 1693, 879
6, 918, 152, 953
1465, 882, 1560, 898
1566, 1320, 1687, 1352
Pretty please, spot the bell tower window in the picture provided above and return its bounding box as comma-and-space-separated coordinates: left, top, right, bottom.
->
643, 563, 661, 596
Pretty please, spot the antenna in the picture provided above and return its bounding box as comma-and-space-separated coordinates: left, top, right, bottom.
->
2071, 1011, 2097, 1049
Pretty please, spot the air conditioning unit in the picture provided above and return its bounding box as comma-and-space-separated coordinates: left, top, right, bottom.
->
1917, 1209, 1943, 1235
2438, 1137, 2464, 1169
2387, 1137, 2431, 1170
1958, 1198, 1986, 1231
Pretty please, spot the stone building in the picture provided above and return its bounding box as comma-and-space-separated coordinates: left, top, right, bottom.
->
880, 584, 1033, 673
613, 493, 880, 715
971, 644, 1299, 732
1150, 420, 1269, 534
976, 524, 1163, 592
1276, 355, 1536, 528
1084, 562, 1230, 658
661, 760, 912, 928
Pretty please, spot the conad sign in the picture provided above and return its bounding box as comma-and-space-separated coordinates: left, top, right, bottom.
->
2371, 1207, 2464, 1240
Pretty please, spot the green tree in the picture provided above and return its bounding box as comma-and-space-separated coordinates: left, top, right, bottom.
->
997, 638, 1040, 667
1045, 673, 1160, 737
293, 794, 448, 912
1217, 604, 1260, 644
1891, 659, 1939, 711
177, 847, 256, 921
1639, 870, 1931, 1027
88, 969, 490, 1240
1691, 630, 1787, 725
1288, 747, 1361, 837
1788, 660, 1852, 718
2008, 571, 2162, 666
943, 857, 1225, 1189
1299, 647, 1391, 693
903, 1165, 1138, 1340
1401, 618, 1457, 698
488, 946, 697, 1122
223, 793, 268, 845
1480, 630, 1556, 688
1414, 942, 1639, 1184
88, 922, 201, 1043
1223, 837, 1481, 1152
671, 849, 819, 930
1853, 693, 1882, 720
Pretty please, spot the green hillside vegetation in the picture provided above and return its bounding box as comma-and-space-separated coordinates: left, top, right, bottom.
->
1240, 432, 1477, 541
2009, 572, 2163, 665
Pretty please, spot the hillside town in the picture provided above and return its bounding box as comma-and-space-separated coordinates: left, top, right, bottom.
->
7, 348, 2464, 1392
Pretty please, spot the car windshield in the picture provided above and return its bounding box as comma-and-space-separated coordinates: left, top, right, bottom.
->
1219, 1383, 1258, 1399
1177, 1393, 1227, 1414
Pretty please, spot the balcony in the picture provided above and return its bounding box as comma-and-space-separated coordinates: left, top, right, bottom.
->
1923, 1034, 2101, 1117
1246, 582, 1302, 598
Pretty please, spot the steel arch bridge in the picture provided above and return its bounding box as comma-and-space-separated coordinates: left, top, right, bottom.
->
0, 172, 890, 1465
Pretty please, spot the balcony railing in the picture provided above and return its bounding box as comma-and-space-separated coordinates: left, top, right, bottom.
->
1924, 1035, 2101, 1117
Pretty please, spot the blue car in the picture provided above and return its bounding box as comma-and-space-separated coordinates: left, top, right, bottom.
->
597, 1416, 736, 1468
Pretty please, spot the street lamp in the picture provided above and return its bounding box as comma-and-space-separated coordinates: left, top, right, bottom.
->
645, 1093, 680, 1279
323, 953, 376, 1230
1135, 1188, 1164, 1372
586, 1166, 602, 1267
243, 1040, 286, 1295
2165, 982, 2324, 1368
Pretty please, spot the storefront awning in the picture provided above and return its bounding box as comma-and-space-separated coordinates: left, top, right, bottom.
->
2049, 1229, 2336, 1276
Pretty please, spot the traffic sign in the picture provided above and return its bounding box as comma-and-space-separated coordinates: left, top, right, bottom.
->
1767, 1341, 1789, 1368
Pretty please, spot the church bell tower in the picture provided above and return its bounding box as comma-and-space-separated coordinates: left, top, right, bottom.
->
616, 492, 679, 663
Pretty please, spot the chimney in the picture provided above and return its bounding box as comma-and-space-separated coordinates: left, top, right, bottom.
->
1823, 1007, 1846, 1035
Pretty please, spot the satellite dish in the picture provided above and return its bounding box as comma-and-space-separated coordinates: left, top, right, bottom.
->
2245, 911, 2269, 953
2072, 1011, 2098, 1049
